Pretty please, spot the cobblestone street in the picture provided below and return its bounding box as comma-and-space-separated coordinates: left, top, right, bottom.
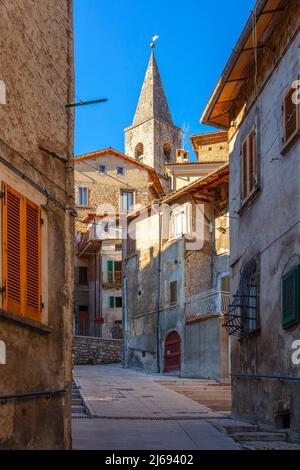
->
72, 364, 240, 450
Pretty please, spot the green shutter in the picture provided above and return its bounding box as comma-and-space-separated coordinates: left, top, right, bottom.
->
109, 296, 115, 308
282, 266, 300, 329
107, 260, 113, 272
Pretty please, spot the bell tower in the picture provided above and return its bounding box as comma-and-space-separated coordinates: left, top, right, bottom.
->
125, 51, 181, 191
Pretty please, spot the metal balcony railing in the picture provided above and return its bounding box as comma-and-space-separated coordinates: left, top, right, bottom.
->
185, 289, 230, 323
106, 271, 122, 286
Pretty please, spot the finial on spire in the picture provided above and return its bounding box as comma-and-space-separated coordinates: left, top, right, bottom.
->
150, 35, 159, 49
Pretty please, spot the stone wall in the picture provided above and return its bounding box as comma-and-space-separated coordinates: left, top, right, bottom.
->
73, 336, 123, 365
0, 0, 74, 450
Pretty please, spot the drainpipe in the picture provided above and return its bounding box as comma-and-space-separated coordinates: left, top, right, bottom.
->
156, 209, 163, 373
123, 276, 128, 368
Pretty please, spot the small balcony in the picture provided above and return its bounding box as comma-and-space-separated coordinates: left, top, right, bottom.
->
103, 271, 122, 288
77, 224, 123, 256
185, 289, 230, 324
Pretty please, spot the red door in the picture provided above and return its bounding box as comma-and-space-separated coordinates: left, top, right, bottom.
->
164, 331, 181, 372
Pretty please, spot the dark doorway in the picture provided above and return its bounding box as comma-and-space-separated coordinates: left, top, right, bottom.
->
164, 331, 181, 372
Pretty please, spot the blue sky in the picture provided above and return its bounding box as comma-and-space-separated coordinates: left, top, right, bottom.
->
74, 0, 256, 160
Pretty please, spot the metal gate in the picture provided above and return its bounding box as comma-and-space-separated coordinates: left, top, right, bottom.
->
164, 331, 181, 372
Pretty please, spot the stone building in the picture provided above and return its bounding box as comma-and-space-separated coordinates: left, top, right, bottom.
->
165, 132, 229, 191
123, 164, 230, 379
74, 148, 163, 338
0, 0, 74, 449
201, 0, 300, 442
125, 52, 182, 192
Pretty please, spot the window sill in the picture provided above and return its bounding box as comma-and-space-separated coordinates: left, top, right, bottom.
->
238, 186, 261, 217
0, 309, 52, 335
281, 129, 300, 156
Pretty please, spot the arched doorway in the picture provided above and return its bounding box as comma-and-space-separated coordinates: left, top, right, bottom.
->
164, 331, 181, 373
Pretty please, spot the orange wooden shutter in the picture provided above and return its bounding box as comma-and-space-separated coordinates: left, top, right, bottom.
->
284, 87, 297, 143
249, 130, 255, 193
2, 184, 22, 315
2, 184, 42, 321
25, 199, 41, 321
242, 141, 248, 200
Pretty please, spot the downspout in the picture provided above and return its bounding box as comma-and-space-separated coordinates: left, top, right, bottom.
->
156, 209, 163, 373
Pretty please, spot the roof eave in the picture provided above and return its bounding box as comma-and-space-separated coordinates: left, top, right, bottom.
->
200, 0, 269, 128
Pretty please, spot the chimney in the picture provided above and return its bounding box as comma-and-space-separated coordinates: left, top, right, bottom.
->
176, 148, 189, 163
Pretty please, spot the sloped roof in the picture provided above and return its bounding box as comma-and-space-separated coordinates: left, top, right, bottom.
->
74, 147, 164, 194
131, 52, 174, 127
201, 0, 287, 128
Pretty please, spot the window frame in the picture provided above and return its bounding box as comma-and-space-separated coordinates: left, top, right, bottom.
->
1, 183, 42, 323
78, 186, 89, 207
78, 266, 88, 285
170, 281, 178, 305
240, 127, 258, 205
117, 166, 125, 177
240, 257, 260, 337
120, 190, 134, 212
98, 164, 107, 174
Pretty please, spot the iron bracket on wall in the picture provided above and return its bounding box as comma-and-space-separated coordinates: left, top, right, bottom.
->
0, 389, 66, 405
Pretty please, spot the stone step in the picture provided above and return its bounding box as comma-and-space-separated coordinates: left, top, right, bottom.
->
232, 432, 287, 442
72, 398, 83, 406
72, 405, 86, 414
223, 424, 259, 433
240, 441, 300, 450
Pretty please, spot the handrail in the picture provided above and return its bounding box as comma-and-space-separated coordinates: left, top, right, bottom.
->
231, 373, 300, 382
0, 389, 66, 404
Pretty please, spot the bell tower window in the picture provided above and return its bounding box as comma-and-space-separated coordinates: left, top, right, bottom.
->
163, 144, 172, 162
135, 143, 144, 162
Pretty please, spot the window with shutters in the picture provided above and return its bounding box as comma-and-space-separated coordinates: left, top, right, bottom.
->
170, 281, 177, 305
281, 266, 300, 330
241, 128, 257, 203
2, 184, 42, 322
283, 82, 300, 148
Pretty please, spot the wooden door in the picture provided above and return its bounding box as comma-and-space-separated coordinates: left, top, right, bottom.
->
164, 331, 181, 372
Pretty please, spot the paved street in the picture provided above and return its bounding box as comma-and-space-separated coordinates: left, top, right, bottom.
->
72, 364, 240, 450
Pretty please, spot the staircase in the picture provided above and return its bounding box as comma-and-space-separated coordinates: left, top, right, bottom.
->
212, 420, 300, 450
72, 381, 87, 417
157, 380, 231, 413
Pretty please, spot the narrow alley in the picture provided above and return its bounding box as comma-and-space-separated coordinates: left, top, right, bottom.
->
72, 364, 239, 450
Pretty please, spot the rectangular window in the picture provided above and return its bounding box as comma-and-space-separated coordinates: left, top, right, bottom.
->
98, 165, 106, 174
2, 184, 42, 322
121, 191, 134, 211
78, 267, 88, 285
241, 129, 257, 202
281, 266, 300, 329
170, 203, 192, 240
109, 296, 115, 308
240, 258, 259, 334
283, 82, 300, 146
107, 260, 122, 284
170, 281, 177, 305
117, 167, 125, 176
78, 187, 88, 207
115, 297, 123, 308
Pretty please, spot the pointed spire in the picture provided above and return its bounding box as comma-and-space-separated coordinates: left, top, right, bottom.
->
132, 52, 173, 126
